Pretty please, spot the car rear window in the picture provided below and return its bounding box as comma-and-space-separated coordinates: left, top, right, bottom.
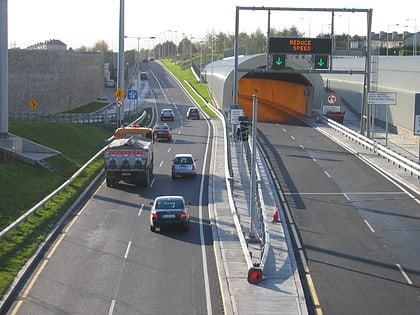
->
174, 157, 193, 164
156, 199, 184, 209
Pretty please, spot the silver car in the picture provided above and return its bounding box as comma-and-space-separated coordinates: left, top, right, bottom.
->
171, 153, 197, 178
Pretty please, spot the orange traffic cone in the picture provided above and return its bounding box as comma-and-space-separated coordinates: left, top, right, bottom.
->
271, 203, 280, 222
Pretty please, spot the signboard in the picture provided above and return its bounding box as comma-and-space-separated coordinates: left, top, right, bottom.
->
326, 93, 338, 105
415, 93, 420, 136
28, 99, 39, 109
114, 88, 125, 99
116, 100, 124, 108
230, 108, 244, 125
269, 37, 332, 54
127, 89, 138, 100
322, 105, 341, 114
368, 92, 397, 105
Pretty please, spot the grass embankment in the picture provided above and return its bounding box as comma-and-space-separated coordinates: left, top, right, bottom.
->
0, 60, 211, 297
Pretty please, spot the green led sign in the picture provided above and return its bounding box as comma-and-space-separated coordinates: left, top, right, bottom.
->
271, 54, 286, 69
314, 55, 329, 69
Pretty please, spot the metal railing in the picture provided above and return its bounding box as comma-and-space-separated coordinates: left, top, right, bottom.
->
327, 118, 420, 178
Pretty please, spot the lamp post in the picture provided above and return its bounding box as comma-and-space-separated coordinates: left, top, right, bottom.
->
339, 15, 350, 50
386, 24, 399, 56
405, 18, 417, 56
124, 36, 156, 62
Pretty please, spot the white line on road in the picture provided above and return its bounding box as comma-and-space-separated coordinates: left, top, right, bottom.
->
159, 161, 164, 168
124, 241, 132, 259
108, 300, 116, 315
324, 170, 331, 178
364, 219, 375, 233
138, 204, 144, 217
396, 264, 413, 285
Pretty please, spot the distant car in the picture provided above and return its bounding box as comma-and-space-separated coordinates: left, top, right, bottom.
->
140, 72, 148, 80
152, 123, 172, 142
148, 57, 155, 62
150, 195, 190, 232
142, 58, 149, 63
160, 108, 175, 121
171, 153, 197, 179
105, 79, 116, 88
187, 107, 200, 120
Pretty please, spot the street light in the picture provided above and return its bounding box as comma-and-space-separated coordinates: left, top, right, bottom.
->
386, 24, 399, 56
124, 36, 156, 62
405, 18, 417, 56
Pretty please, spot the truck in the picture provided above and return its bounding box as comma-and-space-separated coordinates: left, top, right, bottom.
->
104, 136, 153, 188
112, 124, 153, 140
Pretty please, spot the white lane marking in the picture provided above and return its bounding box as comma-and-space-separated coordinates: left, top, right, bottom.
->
150, 177, 155, 188
159, 161, 164, 168
311, 156, 317, 162
108, 300, 116, 315
343, 193, 350, 201
138, 204, 144, 217
124, 241, 132, 259
324, 170, 331, 178
290, 136, 295, 140
396, 264, 413, 285
282, 128, 287, 132
200, 109, 213, 315
364, 219, 375, 233
300, 144, 305, 150
167, 147, 171, 153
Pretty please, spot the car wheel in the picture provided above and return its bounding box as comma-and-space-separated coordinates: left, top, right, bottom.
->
150, 225, 156, 232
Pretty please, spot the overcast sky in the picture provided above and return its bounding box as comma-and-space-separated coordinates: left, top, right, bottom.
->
6, 0, 419, 51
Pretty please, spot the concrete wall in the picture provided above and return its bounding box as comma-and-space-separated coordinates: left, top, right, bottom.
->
322, 56, 420, 135
8, 49, 104, 113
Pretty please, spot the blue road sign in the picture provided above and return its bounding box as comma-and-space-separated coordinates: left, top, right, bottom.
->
127, 89, 138, 100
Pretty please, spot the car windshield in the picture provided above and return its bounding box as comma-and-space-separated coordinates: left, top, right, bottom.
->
156, 199, 184, 209
174, 156, 193, 164
154, 125, 168, 130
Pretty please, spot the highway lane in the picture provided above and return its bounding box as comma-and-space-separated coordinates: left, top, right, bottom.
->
9, 62, 223, 315
257, 117, 420, 315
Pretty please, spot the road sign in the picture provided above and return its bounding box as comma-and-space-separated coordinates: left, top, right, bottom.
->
269, 37, 332, 54
116, 100, 124, 108
271, 54, 286, 69
28, 99, 39, 109
368, 92, 397, 105
127, 89, 138, 100
326, 93, 338, 105
230, 108, 244, 124
114, 88, 125, 99
314, 55, 329, 69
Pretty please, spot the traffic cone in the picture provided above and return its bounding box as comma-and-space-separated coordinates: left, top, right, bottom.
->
271, 203, 280, 222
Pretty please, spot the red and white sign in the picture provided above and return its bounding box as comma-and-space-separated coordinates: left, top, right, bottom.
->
326, 93, 338, 105
116, 100, 124, 108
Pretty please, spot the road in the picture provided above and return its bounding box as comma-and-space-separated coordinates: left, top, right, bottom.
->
9, 61, 223, 315
257, 117, 420, 315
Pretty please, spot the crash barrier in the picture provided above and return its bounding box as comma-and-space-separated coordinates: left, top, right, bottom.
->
326, 118, 420, 179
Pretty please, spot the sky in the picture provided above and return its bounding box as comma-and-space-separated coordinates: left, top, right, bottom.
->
6, 0, 419, 51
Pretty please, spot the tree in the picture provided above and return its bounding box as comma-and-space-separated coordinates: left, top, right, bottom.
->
91, 40, 109, 52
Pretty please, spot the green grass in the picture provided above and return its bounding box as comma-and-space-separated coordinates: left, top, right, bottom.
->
64, 101, 109, 113
161, 60, 217, 118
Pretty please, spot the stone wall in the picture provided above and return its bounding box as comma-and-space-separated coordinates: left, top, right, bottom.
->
8, 49, 104, 113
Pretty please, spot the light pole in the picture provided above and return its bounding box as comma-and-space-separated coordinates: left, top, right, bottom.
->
387, 24, 399, 56
339, 15, 350, 50
405, 18, 417, 56
124, 36, 156, 62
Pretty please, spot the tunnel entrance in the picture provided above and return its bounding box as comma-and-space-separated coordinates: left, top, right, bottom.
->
238, 71, 311, 122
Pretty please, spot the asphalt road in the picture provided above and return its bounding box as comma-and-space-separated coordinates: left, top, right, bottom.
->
257, 117, 420, 315
9, 62, 223, 315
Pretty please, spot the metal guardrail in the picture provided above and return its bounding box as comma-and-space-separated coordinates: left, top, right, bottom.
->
327, 118, 420, 178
